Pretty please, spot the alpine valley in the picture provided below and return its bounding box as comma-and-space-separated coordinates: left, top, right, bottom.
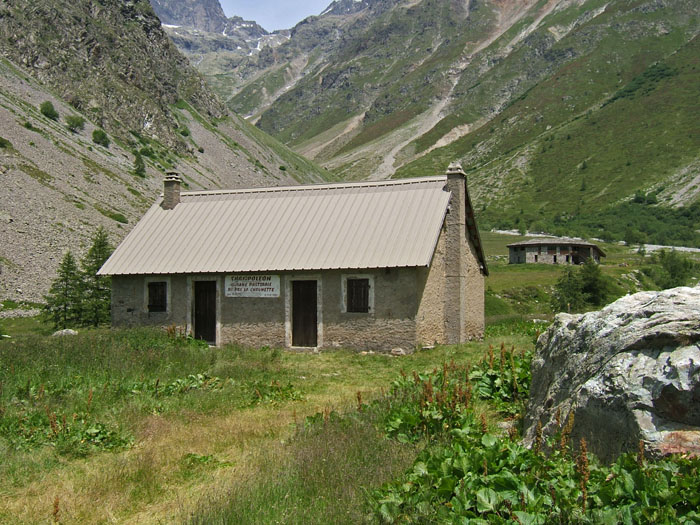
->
159, 0, 700, 245
1, 0, 699, 301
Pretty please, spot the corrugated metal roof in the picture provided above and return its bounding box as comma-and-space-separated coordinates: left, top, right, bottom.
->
99, 176, 452, 276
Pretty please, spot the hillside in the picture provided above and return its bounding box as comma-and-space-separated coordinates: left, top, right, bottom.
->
177, 0, 699, 245
0, 0, 328, 303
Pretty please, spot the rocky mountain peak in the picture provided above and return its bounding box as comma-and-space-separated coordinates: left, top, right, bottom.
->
150, 0, 229, 32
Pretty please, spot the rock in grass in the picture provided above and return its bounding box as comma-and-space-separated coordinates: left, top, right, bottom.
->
523, 286, 700, 461
52, 329, 79, 337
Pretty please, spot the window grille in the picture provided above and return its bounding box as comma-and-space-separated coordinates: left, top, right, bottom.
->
148, 281, 167, 312
346, 278, 370, 313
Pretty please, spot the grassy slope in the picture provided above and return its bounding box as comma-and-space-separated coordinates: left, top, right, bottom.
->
0, 327, 529, 524
395, 1, 700, 240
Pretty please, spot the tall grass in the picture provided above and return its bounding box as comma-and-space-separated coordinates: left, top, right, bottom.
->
0, 329, 296, 486
187, 408, 418, 524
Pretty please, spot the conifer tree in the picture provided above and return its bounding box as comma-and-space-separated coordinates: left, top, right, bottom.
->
81, 227, 113, 327
550, 267, 585, 313
133, 151, 146, 177
44, 251, 83, 329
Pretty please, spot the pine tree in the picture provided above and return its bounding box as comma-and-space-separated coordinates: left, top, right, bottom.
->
579, 258, 612, 306
133, 151, 146, 177
551, 267, 586, 313
81, 227, 113, 327
44, 251, 83, 329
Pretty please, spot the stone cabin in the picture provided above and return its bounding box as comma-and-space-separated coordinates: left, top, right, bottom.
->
507, 238, 605, 265
98, 163, 488, 351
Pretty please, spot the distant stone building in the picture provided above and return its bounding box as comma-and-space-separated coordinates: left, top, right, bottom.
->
99, 164, 488, 351
507, 239, 605, 265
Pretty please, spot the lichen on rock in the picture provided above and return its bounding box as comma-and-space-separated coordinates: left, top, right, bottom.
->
523, 286, 700, 461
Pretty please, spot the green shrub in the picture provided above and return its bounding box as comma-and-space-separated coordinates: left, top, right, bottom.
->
367, 352, 700, 524
92, 129, 110, 147
133, 151, 146, 177
179, 126, 190, 137
65, 115, 85, 133
39, 101, 59, 120
643, 249, 698, 289
0, 136, 11, 149
551, 260, 618, 312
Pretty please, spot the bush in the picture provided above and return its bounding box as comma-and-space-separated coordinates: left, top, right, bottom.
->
39, 101, 59, 120
551, 267, 586, 313
0, 136, 11, 149
643, 249, 698, 289
65, 115, 85, 133
133, 151, 146, 177
92, 129, 110, 148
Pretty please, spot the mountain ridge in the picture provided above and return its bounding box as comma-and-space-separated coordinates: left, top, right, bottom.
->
171, 0, 699, 244
0, 0, 329, 302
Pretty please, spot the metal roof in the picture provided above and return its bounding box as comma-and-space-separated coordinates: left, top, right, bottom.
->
99, 176, 454, 276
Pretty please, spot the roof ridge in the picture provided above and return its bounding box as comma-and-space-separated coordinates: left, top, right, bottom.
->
176, 175, 447, 198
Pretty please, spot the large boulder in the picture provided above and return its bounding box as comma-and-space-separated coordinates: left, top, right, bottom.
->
523, 286, 700, 462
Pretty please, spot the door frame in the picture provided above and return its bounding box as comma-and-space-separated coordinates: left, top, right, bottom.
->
285, 274, 322, 349
186, 275, 222, 346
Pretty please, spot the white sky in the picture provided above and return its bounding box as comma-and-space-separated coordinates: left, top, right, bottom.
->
219, 1, 333, 31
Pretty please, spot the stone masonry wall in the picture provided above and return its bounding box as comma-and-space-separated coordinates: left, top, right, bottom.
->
112, 268, 425, 351
416, 230, 446, 346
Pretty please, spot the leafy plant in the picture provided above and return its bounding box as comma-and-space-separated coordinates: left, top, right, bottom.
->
246, 380, 303, 406
0, 410, 130, 457
368, 349, 700, 524
382, 361, 477, 444
39, 101, 59, 120
129, 373, 225, 397
0, 136, 11, 148
469, 344, 532, 415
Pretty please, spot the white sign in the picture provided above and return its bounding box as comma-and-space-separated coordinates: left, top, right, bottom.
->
225, 275, 280, 298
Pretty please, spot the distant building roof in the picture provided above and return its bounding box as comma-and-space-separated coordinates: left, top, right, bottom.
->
507, 238, 606, 256
100, 176, 487, 276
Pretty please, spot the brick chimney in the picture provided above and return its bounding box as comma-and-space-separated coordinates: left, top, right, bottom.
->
444, 162, 467, 344
162, 172, 181, 210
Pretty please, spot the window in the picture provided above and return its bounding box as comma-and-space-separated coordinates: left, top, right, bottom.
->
148, 281, 167, 312
346, 278, 370, 313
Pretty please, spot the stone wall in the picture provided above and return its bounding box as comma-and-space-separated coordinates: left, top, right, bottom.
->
112, 267, 424, 351
416, 233, 446, 346
509, 244, 601, 265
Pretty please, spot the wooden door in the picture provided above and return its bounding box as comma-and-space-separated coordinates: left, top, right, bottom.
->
194, 281, 217, 344
292, 280, 317, 347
